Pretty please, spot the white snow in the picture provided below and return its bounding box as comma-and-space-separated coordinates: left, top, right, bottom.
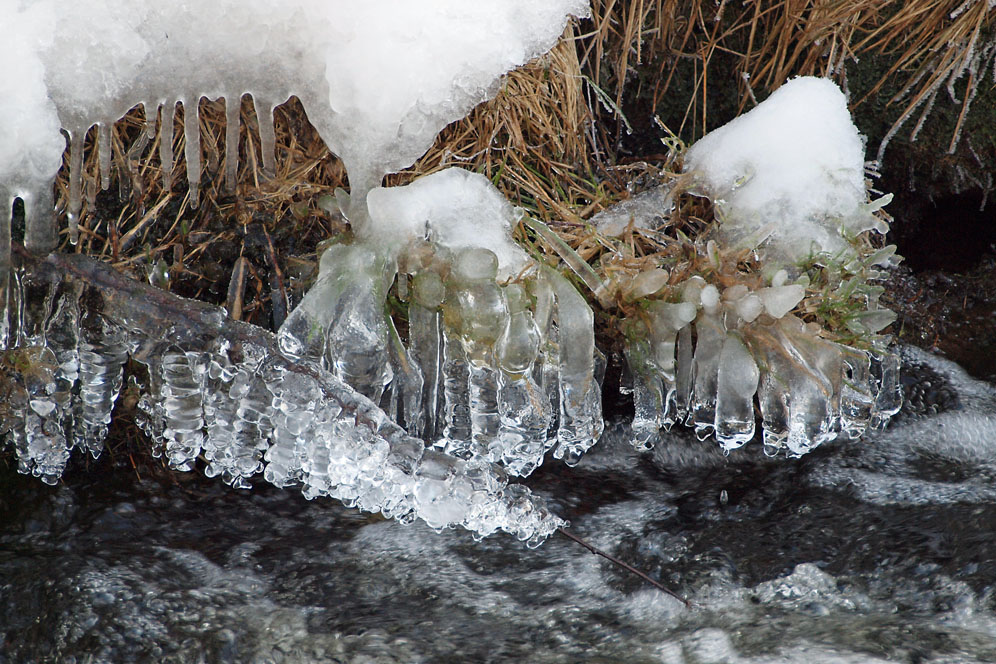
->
0, 1, 63, 195
683, 77, 871, 261
0, 0, 588, 238
365, 168, 529, 279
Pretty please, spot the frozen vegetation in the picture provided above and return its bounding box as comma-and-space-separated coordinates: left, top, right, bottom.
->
0, 1, 901, 543
615, 78, 901, 456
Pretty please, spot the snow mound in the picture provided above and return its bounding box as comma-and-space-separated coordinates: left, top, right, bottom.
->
683, 77, 873, 260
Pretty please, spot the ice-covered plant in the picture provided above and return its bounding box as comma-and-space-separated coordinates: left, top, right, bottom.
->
588, 77, 902, 455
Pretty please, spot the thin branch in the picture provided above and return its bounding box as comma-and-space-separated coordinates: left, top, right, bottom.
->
557, 527, 690, 607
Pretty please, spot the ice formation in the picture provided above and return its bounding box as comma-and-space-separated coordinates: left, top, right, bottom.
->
620, 77, 902, 456
0, 0, 589, 542
278, 169, 603, 474
0, 0, 904, 545
2, 253, 566, 544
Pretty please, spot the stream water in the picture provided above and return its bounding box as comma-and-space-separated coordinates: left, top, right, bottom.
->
3, 345, 996, 663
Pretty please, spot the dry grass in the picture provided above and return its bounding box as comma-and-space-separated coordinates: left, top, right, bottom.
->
583, 0, 995, 146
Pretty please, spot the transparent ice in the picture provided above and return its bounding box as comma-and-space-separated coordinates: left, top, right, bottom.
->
0, 257, 565, 543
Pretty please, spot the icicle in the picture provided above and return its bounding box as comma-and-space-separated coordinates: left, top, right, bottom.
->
183, 97, 202, 209
160, 348, 207, 471
160, 100, 176, 191
839, 347, 874, 439
714, 332, 759, 450
67, 130, 85, 244
22, 186, 57, 255
225, 94, 241, 191
546, 269, 602, 465
675, 323, 694, 422
408, 271, 444, 439
1, 194, 10, 349
73, 308, 129, 458
440, 329, 472, 455
97, 121, 111, 191
386, 314, 423, 435
442, 248, 507, 459
142, 102, 156, 139
870, 351, 902, 428
322, 248, 394, 403
690, 312, 724, 439
494, 284, 550, 474
625, 336, 665, 449
17, 269, 55, 347
253, 95, 277, 179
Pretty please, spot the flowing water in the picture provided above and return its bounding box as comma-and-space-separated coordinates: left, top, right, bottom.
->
3, 341, 996, 663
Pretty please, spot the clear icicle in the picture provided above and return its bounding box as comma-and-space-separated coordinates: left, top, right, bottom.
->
838, 346, 874, 439
183, 97, 202, 209
408, 301, 442, 440
440, 328, 472, 456
0, 203, 10, 348
253, 96, 277, 179
626, 336, 664, 450
494, 284, 551, 474
443, 248, 507, 460
714, 332, 759, 450
160, 348, 207, 471
225, 94, 241, 191
73, 312, 129, 459
870, 351, 903, 427
546, 269, 602, 465
22, 186, 57, 255
690, 312, 724, 440
97, 121, 112, 191
322, 249, 393, 403
160, 100, 175, 191
67, 130, 85, 244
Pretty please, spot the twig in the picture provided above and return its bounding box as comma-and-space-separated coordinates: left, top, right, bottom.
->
557, 527, 690, 607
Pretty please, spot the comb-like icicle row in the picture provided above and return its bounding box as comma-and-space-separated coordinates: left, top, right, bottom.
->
253, 96, 277, 179
183, 97, 202, 208
160, 100, 175, 191
225, 94, 241, 191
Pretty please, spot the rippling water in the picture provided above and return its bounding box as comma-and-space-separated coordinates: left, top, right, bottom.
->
2, 346, 996, 663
